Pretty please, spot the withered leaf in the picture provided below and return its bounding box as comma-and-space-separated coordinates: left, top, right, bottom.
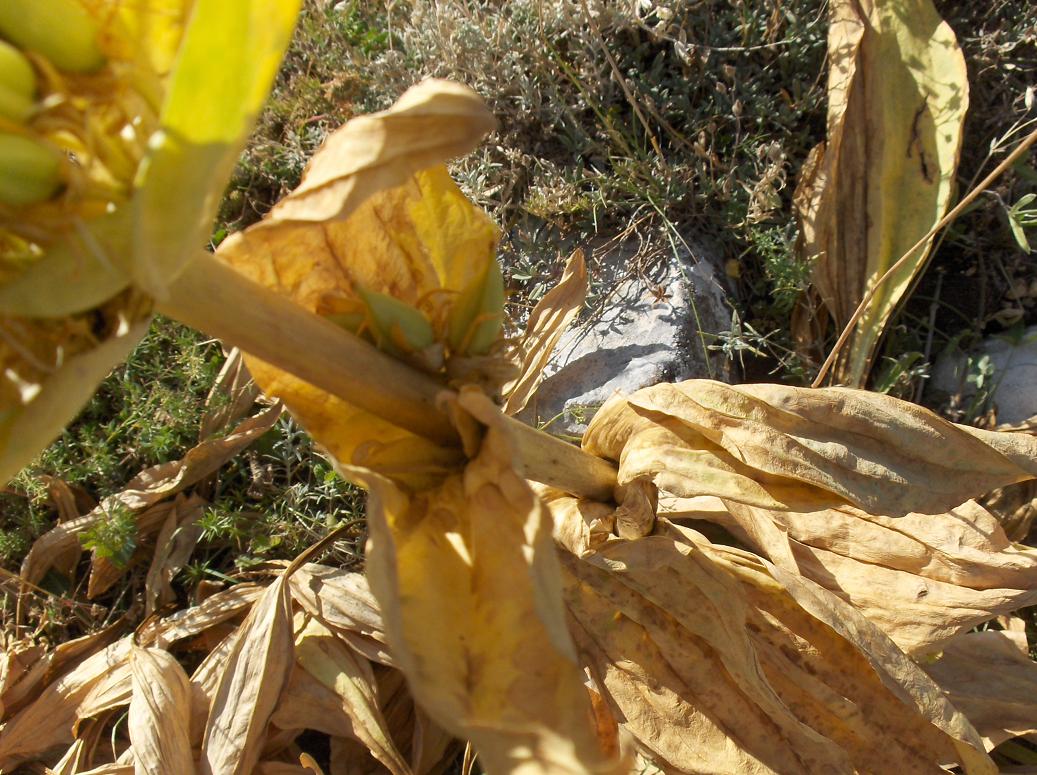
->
46, 738, 89, 775
200, 574, 294, 775
698, 498, 1037, 654
288, 563, 390, 666
354, 389, 623, 774
144, 494, 206, 616
584, 380, 1037, 516
561, 520, 996, 774
189, 629, 241, 747
0, 637, 132, 771
267, 78, 496, 225
294, 614, 409, 774
129, 644, 195, 775
1, 619, 123, 719
922, 630, 1037, 750
198, 347, 260, 441
537, 485, 615, 557
216, 81, 505, 491
503, 249, 588, 416
20, 404, 281, 592
150, 583, 263, 648
794, 0, 969, 385
270, 664, 357, 740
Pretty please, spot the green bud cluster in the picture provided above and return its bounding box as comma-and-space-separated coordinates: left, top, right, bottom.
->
0, 0, 107, 206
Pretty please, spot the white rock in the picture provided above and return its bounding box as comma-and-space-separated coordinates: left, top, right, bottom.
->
930, 325, 1037, 425
516, 236, 732, 438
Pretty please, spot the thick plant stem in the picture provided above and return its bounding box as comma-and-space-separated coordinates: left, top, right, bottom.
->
159, 253, 618, 500
505, 414, 617, 500
160, 252, 456, 444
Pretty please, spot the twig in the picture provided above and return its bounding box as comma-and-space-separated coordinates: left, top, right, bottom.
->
812, 126, 1037, 388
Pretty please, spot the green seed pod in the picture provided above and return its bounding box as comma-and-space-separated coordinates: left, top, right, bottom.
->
0, 40, 36, 123
324, 311, 366, 334
0, 132, 61, 206
358, 289, 436, 355
448, 258, 504, 356
0, 0, 105, 74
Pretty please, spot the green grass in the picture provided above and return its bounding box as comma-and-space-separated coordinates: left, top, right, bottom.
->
3, 314, 364, 618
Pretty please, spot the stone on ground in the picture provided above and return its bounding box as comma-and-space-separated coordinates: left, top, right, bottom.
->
930, 325, 1037, 425
516, 235, 732, 438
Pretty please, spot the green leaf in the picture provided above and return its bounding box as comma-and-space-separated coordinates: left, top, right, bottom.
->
133, 0, 302, 297
1008, 211, 1031, 253
0, 209, 132, 317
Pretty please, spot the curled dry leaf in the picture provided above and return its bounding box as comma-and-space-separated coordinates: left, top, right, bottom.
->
129, 645, 195, 775
794, 0, 969, 385
0, 581, 265, 770
0, 641, 44, 717
584, 380, 1037, 516
270, 665, 359, 741
19, 404, 280, 593
86, 496, 202, 599
502, 249, 588, 415
201, 575, 294, 775
690, 498, 1037, 654
198, 347, 260, 441
216, 79, 503, 491
983, 478, 1037, 543
53, 764, 135, 775
354, 389, 623, 775
1, 619, 124, 719
288, 563, 391, 666
294, 614, 409, 775
0, 637, 131, 771
149, 583, 264, 648
921, 630, 1037, 750
145, 494, 206, 616
561, 520, 996, 774
266, 78, 497, 225
537, 485, 615, 557
189, 628, 241, 747
982, 420, 1037, 541
47, 738, 89, 775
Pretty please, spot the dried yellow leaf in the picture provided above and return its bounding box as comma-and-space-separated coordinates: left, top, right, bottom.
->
295, 615, 409, 775
268, 78, 496, 225
561, 520, 996, 774
215, 80, 504, 489
795, 0, 969, 384
0, 637, 131, 770
698, 498, 1037, 654
922, 630, 1037, 750
354, 389, 623, 775
288, 564, 391, 666
585, 380, 1037, 515
129, 644, 195, 775
19, 404, 280, 591
503, 249, 588, 415
200, 575, 294, 775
